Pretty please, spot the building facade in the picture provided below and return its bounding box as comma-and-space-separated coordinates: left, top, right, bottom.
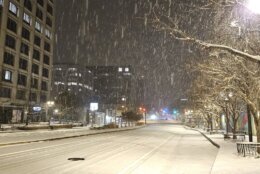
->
86, 66, 133, 114
0, 0, 55, 123
52, 63, 94, 102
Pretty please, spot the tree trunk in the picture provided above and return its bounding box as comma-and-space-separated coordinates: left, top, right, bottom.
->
232, 118, 238, 139
254, 118, 260, 153
256, 122, 260, 153
210, 116, 213, 131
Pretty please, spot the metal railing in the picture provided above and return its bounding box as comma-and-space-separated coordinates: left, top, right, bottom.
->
237, 142, 260, 157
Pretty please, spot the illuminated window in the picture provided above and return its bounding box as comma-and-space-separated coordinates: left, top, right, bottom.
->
125, 67, 129, 72
118, 67, 122, 72
45, 29, 51, 39
23, 13, 31, 25
35, 21, 42, 32
9, 2, 18, 16
3, 70, 12, 81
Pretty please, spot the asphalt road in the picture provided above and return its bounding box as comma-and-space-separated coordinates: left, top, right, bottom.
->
0, 125, 218, 174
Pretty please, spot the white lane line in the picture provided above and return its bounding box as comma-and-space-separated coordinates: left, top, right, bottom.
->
0, 135, 118, 158
117, 135, 173, 174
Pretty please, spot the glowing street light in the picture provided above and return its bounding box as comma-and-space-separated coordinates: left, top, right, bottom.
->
246, 0, 260, 14
54, 109, 59, 114
139, 107, 147, 124
46, 101, 55, 124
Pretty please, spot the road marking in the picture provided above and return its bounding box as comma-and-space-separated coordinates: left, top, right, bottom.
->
117, 135, 173, 174
0, 134, 118, 158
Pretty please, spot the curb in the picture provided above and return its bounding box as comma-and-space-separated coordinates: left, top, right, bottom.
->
184, 126, 220, 148
0, 125, 146, 147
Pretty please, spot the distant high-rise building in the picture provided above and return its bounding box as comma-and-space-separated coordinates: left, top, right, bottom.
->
86, 66, 133, 112
0, 0, 55, 123
52, 63, 94, 106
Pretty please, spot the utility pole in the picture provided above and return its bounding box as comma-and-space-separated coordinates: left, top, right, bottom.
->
145, 111, 147, 125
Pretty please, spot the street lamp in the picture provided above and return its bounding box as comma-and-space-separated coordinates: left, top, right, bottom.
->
246, 0, 260, 14
46, 101, 54, 125
139, 107, 147, 124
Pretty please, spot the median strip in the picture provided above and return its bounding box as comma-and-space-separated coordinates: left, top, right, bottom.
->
0, 126, 145, 147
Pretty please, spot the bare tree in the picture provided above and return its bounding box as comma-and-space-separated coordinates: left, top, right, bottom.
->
149, 0, 259, 141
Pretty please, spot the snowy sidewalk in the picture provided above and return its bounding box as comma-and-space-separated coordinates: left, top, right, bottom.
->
197, 129, 260, 174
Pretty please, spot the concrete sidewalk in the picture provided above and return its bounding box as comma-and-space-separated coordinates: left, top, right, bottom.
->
0, 125, 144, 146
195, 129, 260, 174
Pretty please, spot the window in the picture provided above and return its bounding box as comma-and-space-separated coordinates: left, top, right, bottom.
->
16, 90, 26, 100
36, 8, 43, 20
32, 64, 39, 74
34, 35, 41, 47
45, 29, 51, 39
40, 94, 47, 102
9, 2, 18, 16
41, 81, 48, 91
31, 78, 38, 89
22, 27, 30, 41
37, 0, 43, 7
5, 35, 16, 49
7, 18, 17, 33
43, 55, 50, 65
35, 21, 42, 32
33, 49, 40, 61
29, 92, 37, 101
17, 74, 27, 86
2, 70, 12, 82
23, 13, 31, 25
0, 0, 3, 6
0, 87, 11, 98
46, 16, 52, 27
42, 68, 49, 78
3, 52, 15, 66
44, 41, 50, 52
47, 4, 53, 15
24, 0, 32, 11
19, 58, 28, 70
20, 43, 29, 55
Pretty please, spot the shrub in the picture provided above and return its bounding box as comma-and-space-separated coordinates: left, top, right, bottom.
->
136, 122, 145, 126
18, 124, 73, 130
50, 124, 73, 129
103, 123, 118, 129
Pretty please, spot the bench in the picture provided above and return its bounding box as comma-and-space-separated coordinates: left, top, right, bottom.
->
224, 131, 246, 141
237, 142, 260, 157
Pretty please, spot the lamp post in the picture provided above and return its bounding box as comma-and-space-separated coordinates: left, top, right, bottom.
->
46, 101, 54, 125
246, 0, 260, 15
90, 103, 98, 128
224, 97, 230, 133
139, 107, 147, 124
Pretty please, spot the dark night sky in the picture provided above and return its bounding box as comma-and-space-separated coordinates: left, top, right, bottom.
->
54, 0, 200, 109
